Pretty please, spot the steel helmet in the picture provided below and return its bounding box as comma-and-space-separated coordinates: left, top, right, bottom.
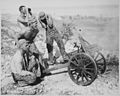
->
39, 11, 46, 19
18, 39, 28, 50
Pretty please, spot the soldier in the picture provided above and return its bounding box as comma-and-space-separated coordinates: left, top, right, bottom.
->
38, 12, 68, 65
15, 6, 43, 77
11, 39, 37, 87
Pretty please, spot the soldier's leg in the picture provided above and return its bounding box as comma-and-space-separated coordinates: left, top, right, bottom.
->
29, 43, 43, 77
54, 33, 68, 61
46, 36, 54, 64
28, 55, 37, 71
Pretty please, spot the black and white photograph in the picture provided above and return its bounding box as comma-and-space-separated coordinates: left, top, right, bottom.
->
0, 0, 119, 95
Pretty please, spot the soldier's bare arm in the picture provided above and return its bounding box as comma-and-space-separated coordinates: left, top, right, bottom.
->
17, 17, 28, 26
47, 15, 54, 28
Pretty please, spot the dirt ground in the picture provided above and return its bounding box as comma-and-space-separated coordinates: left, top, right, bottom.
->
1, 63, 119, 96
1, 14, 119, 96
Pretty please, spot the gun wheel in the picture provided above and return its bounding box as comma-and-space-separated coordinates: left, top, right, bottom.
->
68, 53, 97, 86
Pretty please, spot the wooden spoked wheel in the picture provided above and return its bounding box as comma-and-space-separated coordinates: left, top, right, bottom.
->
68, 53, 97, 86
93, 52, 106, 74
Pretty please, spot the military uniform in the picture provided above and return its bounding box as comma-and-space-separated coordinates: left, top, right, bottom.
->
38, 12, 67, 64
46, 26, 67, 61
11, 40, 37, 87
16, 16, 42, 76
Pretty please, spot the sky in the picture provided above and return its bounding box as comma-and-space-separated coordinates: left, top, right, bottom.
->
0, 0, 118, 9
0, 0, 119, 16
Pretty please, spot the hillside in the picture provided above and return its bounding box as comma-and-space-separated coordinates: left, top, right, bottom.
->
1, 14, 119, 95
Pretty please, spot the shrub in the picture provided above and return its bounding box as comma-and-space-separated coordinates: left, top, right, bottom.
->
106, 54, 119, 65
61, 23, 73, 41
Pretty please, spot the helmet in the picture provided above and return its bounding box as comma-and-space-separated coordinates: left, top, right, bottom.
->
18, 39, 28, 51
39, 12, 46, 20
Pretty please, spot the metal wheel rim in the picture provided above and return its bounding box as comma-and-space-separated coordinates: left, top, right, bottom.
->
68, 53, 97, 86
94, 52, 106, 74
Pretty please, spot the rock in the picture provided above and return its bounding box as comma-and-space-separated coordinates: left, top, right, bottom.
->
1, 82, 44, 95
